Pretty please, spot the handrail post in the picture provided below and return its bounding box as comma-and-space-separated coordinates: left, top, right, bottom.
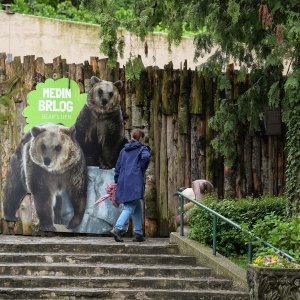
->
212, 215, 217, 256
248, 241, 253, 264
179, 196, 184, 236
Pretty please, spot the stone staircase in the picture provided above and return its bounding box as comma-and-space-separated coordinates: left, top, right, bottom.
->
0, 235, 249, 299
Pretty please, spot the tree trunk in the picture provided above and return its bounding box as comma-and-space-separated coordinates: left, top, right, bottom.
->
261, 137, 269, 194
252, 136, 262, 196
268, 136, 277, 195
277, 136, 284, 194
244, 134, 253, 195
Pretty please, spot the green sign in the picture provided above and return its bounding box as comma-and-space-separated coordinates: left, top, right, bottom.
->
23, 78, 87, 132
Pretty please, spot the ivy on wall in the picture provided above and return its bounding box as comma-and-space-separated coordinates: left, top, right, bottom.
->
283, 71, 300, 215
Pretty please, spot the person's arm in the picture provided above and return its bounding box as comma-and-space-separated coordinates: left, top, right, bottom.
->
114, 150, 123, 183
140, 146, 151, 173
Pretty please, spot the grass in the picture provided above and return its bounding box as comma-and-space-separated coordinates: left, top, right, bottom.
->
229, 255, 248, 270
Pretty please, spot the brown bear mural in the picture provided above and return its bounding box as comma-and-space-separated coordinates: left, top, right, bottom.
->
3, 124, 87, 231
74, 76, 127, 168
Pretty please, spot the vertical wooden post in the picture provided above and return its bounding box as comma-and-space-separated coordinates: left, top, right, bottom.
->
152, 69, 163, 235
159, 114, 169, 236
90, 57, 99, 77
83, 60, 93, 93
190, 70, 205, 182
61, 58, 68, 77
144, 66, 158, 237
0, 53, 6, 229
277, 136, 284, 194
131, 81, 144, 128
68, 63, 76, 81
268, 135, 278, 195
261, 136, 269, 194
75, 63, 84, 93
162, 62, 173, 115
52, 56, 62, 80
177, 61, 190, 191
205, 77, 214, 184
44, 63, 53, 80
98, 58, 109, 80
252, 136, 262, 196
167, 115, 178, 232
244, 134, 253, 195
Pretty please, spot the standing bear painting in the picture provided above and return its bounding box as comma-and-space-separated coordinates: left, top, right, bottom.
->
2, 77, 125, 234
3, 124, 87, 232
75, 76, 127, 168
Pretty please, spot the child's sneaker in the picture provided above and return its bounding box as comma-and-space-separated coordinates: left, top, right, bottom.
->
110, 228, 124, 242
133, 234, 145, 242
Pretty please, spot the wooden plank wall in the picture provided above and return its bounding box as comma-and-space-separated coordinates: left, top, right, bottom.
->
0, 54, 285, 236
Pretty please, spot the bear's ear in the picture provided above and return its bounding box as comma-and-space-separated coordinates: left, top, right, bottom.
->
31, 127, 46, 138
113, 80, 123, 91
60, 126, 76, 141
91, 76, 101, 86
69, 126, 77, 142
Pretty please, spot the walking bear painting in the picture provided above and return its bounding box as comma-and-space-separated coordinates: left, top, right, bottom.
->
3, 124, 87, 231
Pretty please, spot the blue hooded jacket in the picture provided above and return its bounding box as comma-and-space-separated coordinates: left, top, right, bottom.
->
114, 140, 151, 204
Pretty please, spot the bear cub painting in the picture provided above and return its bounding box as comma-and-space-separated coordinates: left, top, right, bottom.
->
3, 124, 87, 231
75, 76, 126, 169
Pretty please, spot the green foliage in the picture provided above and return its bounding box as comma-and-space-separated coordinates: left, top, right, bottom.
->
0, 89, 17, 125
268, 81, 280, 107
187, 194, 288, 257
7, 0, 300, 215
227, 0, 240, 25
11, 0, 98, 23
81, 0, 300, 215
125, 55, 144, 81
252, 213, 300, 262
209, 98, 238, 167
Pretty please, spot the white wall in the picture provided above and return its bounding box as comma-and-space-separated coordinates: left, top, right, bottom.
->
0, 11, 210, 69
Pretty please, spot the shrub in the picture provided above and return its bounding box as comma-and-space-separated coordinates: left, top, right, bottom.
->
252, 213, 300, 262
187, 194, 288, 257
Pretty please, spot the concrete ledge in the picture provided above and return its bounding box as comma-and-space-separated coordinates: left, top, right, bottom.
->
170, 232, 248, 291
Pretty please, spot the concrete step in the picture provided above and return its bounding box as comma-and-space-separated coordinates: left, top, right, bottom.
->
0, 252, 196, 265
0, 275, 233, 290
0, 287, 250, 300
0, 236, 249, 299
0, 238, 178, 255
0, 262, 212, 277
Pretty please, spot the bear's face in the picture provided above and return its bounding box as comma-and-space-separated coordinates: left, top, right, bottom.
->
87, 76, 123, 114
29, 125, 81, 173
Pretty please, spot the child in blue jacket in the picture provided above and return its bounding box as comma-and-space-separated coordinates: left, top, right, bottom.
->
110, 129, 151, 242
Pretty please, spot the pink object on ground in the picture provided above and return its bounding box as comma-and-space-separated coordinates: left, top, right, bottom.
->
95, 183, 118, 207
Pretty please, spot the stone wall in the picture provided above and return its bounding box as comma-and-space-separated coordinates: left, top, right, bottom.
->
0, 11, 209, 68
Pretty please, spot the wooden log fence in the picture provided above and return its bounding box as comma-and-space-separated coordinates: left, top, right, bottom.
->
0, 53, 286, 236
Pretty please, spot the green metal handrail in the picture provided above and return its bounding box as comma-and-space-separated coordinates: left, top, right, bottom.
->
175, 189, 295, 264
